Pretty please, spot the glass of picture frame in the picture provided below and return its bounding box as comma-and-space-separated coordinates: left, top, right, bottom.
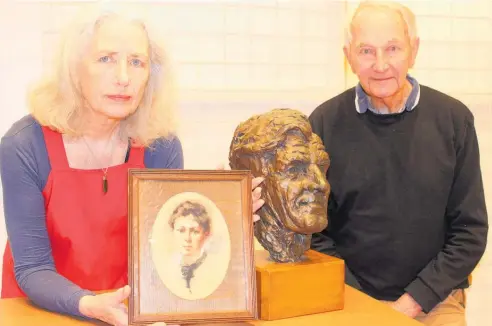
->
127, 169, 257, 325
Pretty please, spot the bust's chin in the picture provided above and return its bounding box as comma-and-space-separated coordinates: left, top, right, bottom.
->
255, 206, 313, 263
280, 211, 328, 235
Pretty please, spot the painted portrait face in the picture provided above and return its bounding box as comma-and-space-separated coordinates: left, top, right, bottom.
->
78, 16, 151, 120
264, 132, 330, 234
172, 214, 209, 257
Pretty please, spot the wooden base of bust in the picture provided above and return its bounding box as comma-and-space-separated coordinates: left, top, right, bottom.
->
255, 249, 345, 321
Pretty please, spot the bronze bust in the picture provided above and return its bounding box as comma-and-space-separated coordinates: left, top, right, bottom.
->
229, 108, 331, 263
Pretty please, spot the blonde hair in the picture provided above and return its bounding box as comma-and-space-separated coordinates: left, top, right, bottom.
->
345, 1, 418, 47
28, 6, 177, 147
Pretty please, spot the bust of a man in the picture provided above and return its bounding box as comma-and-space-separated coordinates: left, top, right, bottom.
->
229, 108, 331, 263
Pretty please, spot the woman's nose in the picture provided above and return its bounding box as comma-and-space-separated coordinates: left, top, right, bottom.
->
116, 61, 130, 86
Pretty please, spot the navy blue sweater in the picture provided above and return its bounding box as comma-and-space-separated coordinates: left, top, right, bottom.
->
309, 85, 488, 313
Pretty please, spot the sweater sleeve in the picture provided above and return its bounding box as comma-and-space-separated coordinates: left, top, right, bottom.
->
144, 136, 184, 169
0, 133, 94, 318
405, 115, 488, 313
308, 109, 362, 290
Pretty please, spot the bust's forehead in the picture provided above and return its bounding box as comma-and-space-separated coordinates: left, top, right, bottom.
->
274, 133, 328, 165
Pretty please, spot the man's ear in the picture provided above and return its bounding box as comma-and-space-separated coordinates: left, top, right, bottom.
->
343, 45, 355, 74
343, 45, 349, 62
409, 37, 420, 68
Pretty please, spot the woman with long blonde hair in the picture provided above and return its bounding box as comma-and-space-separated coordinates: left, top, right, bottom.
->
0, 6, 264, 326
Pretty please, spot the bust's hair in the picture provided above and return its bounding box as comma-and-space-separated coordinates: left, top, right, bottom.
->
229, 108, 316, 173
28, 6, 177, 147
169, 201, 211, 234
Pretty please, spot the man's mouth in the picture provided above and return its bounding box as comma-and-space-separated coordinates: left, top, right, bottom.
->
373, 77, 392, 81
295, 193, 323, 208
287, 192, 327, 231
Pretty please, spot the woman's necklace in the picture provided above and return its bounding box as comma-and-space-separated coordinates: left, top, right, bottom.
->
82, 135, 117, 194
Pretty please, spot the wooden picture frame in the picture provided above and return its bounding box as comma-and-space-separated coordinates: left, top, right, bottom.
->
128, 169, 257, 325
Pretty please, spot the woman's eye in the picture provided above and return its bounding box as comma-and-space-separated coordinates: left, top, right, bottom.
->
98, 56, 111, 63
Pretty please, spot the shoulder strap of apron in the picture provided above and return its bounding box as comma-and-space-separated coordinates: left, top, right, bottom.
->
41, 126, 70, 170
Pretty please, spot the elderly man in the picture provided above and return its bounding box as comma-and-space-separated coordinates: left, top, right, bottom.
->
308, 2, 488, 326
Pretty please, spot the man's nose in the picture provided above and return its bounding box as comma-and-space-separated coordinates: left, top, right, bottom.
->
306, 164, 328, 191
374, 49, 389, 72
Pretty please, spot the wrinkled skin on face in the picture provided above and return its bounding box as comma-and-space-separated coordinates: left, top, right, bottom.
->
344, 4, 419, 111
265, 132, 329, 234
229, 108, 330, 263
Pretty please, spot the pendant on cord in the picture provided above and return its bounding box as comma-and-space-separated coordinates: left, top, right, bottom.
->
103, 174, 108, 193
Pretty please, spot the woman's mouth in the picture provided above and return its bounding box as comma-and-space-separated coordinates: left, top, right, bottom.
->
107, 94, 132, 102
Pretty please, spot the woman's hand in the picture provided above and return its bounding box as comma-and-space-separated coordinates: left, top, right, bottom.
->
216, 164, 265, 222
78, 285, 178, 326
79, 285, 130, 326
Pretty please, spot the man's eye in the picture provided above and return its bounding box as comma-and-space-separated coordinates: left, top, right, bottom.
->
130, 58, 143, 67
287, 167, 298, 174
286, 166, 307, 175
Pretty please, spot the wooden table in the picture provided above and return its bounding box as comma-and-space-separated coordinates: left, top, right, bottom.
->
0, 286, 422, 326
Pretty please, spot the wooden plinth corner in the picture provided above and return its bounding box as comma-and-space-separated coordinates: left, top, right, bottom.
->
255, 249, 345, 321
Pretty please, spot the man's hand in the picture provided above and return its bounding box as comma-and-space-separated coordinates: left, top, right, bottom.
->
79, 285, 179, 326
216, 163, 265, 223
251, 176, 265, 222
388, 293, 422, 318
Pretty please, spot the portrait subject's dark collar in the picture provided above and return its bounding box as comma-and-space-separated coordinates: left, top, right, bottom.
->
355, 74, 421, 115
181, 251, 208, 293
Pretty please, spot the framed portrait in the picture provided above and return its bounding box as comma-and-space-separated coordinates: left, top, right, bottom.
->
128, 169, 257, 325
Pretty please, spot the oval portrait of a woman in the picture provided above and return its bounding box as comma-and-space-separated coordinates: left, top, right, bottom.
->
150, 192, 231, 300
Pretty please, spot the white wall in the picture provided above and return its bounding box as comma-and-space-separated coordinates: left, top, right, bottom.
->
0, 0, 347, 293
0, 0, 490, 324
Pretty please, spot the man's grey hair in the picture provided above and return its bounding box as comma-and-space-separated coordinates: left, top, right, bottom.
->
344, 1, 418, 47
